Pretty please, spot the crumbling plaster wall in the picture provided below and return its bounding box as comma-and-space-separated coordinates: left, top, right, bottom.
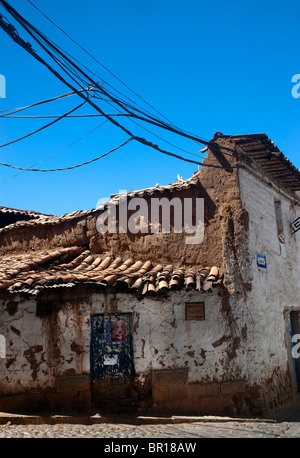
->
0, 289, 227, 389
0, 285, 259, 414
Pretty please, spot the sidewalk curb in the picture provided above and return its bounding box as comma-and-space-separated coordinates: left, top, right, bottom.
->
0, 413, 277, 426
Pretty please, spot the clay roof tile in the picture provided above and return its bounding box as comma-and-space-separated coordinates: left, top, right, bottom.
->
0, 245, 221, 295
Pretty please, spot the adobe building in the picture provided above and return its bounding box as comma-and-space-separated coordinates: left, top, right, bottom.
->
0, 132, 300, 417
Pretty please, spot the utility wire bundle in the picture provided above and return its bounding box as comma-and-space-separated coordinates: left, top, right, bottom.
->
0, 0, 238, 172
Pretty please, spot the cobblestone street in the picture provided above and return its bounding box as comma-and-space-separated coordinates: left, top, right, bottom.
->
1, 417, 300, 439
1, 397, 300, 440
0, 422, 292, 438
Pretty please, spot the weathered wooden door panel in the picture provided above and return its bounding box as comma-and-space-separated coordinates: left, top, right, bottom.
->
90, 313, 134, 404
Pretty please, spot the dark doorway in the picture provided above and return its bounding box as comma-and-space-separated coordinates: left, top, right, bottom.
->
90, 313, 135, 407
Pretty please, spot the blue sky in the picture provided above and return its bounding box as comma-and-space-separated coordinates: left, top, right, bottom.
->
0, 0, 300, 215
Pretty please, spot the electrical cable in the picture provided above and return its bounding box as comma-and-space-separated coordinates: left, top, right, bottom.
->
0, 6, 134, 144
0, 98, 87, 148
0, 8, 139, 137
0, 137, 240, 171
1, 113, 128, 118
0, 2, 240, 169
0, 3, 210, 146
0, 137, 133, 172
133, 136, 239, 169
0, 86, 93, 116
26, 0, 178, 128
100, 96, 205, 159
0, 120, 108, 184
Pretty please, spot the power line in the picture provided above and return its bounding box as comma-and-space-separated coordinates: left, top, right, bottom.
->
0, 86, 93, 115
0, 137, 133, 172
0, 2, 239, 170
0, 136, 240, 171
0, 120, 108, 184
0, 7, 140, 135
0, 3, 210, 145
0, 98, 87, 148
26, 0, 177, 128
100, 95, 205, 160
133, 136, 239, 169
1, 113, 129, 118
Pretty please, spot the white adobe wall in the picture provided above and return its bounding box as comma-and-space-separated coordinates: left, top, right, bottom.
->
238, 166, 300, 396
92, 289, 229, 384
0, 288, 231, 395
0, 298, 49, 392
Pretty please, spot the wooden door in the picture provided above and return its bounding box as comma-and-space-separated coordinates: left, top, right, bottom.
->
90, 313, 134, 405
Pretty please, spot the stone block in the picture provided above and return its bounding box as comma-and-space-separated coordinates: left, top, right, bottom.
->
151, 368, 188, 386
47, 389, 91, 413
221, 380, 247, 395
199, 396, 224, 415
168, 384, 191, 400
56, 374, 90, 393
192, 382, 219, 398
152, 385, 169, 402
151, 398, 199, 415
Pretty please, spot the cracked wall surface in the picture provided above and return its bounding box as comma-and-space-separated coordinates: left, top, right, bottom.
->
0, 285, 262, 415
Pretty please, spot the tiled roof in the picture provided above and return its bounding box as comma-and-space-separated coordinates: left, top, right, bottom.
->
0, 209, 93, 235
0, 174, 200, 235
220, 133, 300, 192
0, 246, 221, 295
0, 206, 52, 217
0, 206, 54, 230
